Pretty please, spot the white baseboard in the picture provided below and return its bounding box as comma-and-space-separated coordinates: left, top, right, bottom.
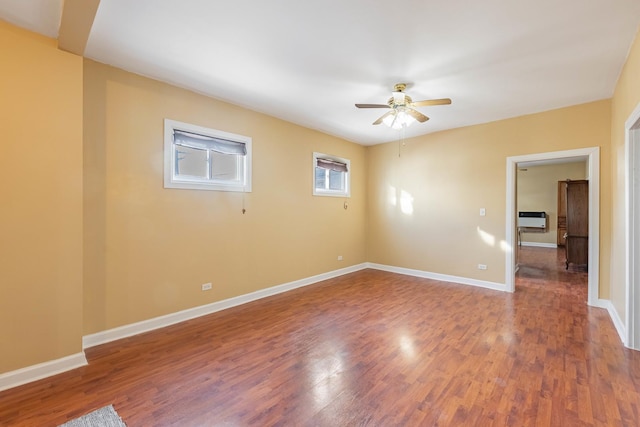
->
520, 242, 558, 248
594, 298, 626, 345
0, 352, 87, 393
83, 263, 368, 349
366, 262, 507, 292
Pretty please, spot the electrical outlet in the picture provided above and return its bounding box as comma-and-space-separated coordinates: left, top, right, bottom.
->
478, 264, 487, 270
337, 255, 343, 261
201, 283, 212, 291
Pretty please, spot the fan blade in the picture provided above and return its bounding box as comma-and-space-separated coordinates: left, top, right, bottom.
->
373, 111, 394, 125
355, 103, 390, 109
406, 109, 429, 123
411, 98, 452, 107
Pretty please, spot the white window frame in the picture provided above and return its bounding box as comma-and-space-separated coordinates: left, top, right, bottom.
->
313, 152, 351, 197
164, 119, 252, 192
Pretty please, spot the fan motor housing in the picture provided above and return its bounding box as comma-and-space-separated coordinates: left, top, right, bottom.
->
388, 94, 412, 107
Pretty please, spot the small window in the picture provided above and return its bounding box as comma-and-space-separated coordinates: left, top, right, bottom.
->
164, 119, 252, 192
313, 152, 350, 197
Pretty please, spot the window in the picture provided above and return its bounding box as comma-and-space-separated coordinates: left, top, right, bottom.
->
164, 119, 251, 192
313, 152, 350, 197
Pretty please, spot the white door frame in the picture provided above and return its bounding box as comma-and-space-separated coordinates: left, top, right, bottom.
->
625, 102, 640, 349
505, 147, 600, 306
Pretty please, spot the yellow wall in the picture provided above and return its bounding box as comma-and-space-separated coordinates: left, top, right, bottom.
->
83, 60, 367, 333
517, 162, 586, 245
0, 21, 83, 372
366, 100, 611, 290
610, 28, 640, 321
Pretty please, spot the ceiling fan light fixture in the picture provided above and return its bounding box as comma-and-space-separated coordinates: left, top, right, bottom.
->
383, 108, 416, 130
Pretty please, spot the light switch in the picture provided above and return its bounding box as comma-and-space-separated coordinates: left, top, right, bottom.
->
480, 208, 486, 216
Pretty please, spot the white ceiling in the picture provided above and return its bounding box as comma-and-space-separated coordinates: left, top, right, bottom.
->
2, 0, 640, 145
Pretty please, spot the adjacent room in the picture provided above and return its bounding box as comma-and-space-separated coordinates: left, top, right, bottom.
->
1, 0, 640, 425
516, 160, 589, 293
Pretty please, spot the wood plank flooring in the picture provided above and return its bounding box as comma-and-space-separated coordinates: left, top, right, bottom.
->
2, 248, 640, 426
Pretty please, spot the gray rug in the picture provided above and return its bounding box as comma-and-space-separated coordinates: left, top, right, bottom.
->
58, 405, 126, 427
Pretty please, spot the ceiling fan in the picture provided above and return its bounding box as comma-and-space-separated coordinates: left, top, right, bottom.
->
355, 83, 451, 129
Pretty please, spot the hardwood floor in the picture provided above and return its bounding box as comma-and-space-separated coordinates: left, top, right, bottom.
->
2, 252, 640, 426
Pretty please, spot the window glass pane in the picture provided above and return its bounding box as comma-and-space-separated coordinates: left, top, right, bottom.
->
329, 170, 345, 191
176, 145, 208, 178
315, 167, 326, 189
211, 151, 240, 182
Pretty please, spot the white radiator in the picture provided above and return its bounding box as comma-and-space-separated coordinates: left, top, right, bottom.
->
518, 212, 546, 228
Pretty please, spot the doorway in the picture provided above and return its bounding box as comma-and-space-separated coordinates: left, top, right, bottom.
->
515, 161, 588, 290
505, 147, 600, 306
625, 103, 640, 349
